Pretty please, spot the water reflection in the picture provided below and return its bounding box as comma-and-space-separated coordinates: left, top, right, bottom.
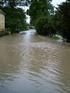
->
0, 29, 70, 93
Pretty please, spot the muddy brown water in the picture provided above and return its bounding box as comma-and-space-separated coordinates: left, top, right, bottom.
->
0, 29, 70, 93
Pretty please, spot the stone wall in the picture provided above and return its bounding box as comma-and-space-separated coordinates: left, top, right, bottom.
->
0, 14, 5, 32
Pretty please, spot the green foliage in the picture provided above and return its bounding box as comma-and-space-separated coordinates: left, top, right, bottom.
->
35, 16, 56, 36
3, 7, 27, 33
28, 0, 53, 25
0, 0, 29, 33
55, 1, 70, 42
35, 16, 48, 36
0, 0, 70, 42
28, 0, 70, 42
27, 0, 55, 36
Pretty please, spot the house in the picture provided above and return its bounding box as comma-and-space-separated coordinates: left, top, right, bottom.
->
0, 9, 5, 32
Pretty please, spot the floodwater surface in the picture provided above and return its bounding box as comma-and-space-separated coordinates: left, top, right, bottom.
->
0, 29, 70, 93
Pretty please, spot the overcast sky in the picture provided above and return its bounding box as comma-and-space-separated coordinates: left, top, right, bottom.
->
19, 0, 66, 11
52, 0, 66, 7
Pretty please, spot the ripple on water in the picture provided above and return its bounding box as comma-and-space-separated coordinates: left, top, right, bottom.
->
0, 30, 70, 93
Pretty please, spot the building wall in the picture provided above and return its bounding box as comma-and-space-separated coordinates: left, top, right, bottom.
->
0, 14, 5, 32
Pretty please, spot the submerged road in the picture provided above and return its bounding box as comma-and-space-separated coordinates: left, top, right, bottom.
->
0, 29, 70, 93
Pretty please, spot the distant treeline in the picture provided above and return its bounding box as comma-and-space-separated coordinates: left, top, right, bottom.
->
0, 0, 29, 33
27, 0, 70, 42
0, 0, 70, 42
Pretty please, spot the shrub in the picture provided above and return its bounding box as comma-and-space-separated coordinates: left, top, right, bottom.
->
3, 7, 27, 33
35, 16, 49, 36
35, 16, 56, 36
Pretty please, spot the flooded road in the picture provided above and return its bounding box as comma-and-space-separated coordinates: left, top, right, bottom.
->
0, 29, 70, 93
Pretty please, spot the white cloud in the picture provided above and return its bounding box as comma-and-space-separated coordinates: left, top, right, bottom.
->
52, 0, 66, 7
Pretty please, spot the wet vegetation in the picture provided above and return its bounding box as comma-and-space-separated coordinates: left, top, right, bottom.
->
0, 0, 70, 42
4, 7, 27, 33
0, 0, 28, 34
28, 0, 70, 42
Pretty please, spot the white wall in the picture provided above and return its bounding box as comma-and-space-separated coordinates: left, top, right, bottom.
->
0, 14, 5, 31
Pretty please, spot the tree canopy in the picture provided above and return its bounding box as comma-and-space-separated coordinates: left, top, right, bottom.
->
0, 0, 70, 42
28, 0, 53, 25
27, 0, 70, 42
55, 0, 70, 42
0, 0, 29, 33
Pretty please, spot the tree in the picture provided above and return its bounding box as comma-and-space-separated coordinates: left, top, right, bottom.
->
28, 0, 53, 25
55, 0, 70, 42
3, 7, 26, 33
27, 0, 55, 36
0, 0, 29, 33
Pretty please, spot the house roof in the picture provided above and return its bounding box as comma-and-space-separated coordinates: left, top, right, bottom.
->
0, 9, 5, 15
